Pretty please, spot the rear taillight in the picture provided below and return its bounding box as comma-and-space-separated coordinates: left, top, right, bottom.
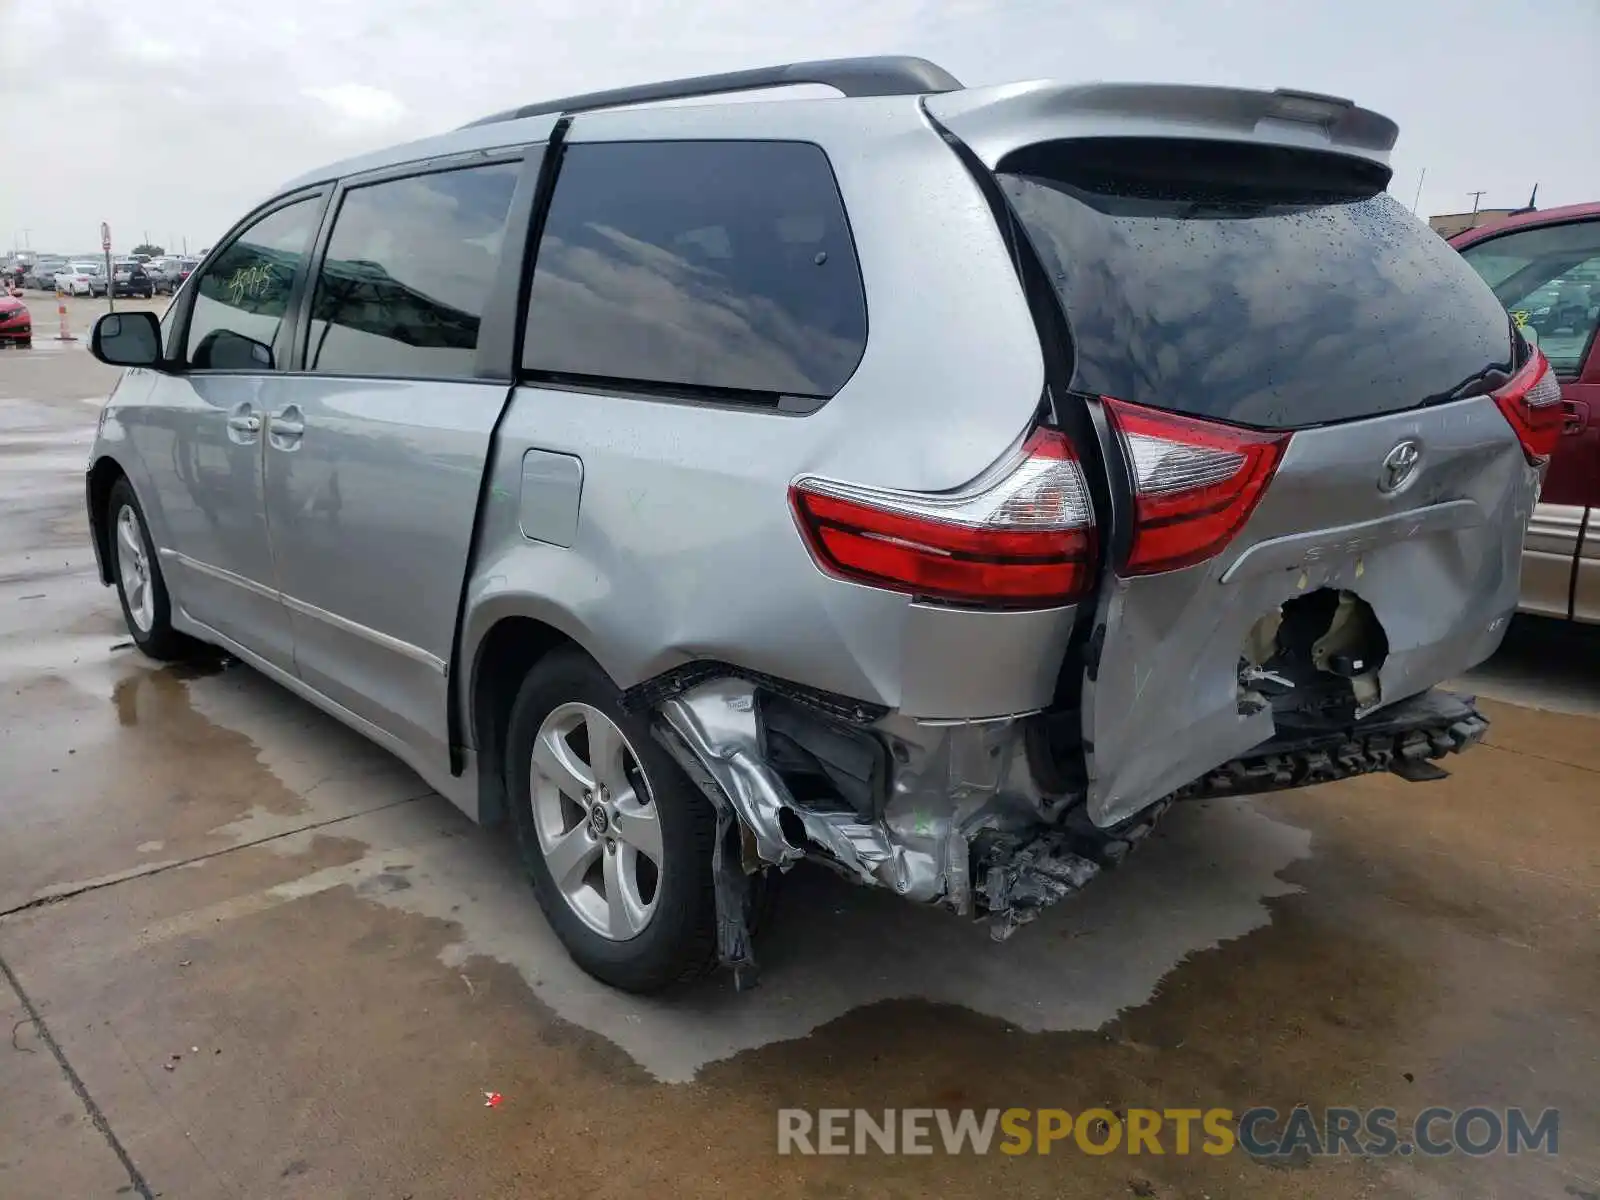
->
790, 428, 1096, 608
1491, 348, 1562, 466
1104, 397, 1290, 576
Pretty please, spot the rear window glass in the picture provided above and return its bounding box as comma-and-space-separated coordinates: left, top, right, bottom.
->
999, 140, 1514, 428
523, 140, 867, 403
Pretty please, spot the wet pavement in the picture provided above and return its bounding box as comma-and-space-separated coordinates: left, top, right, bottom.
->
1, 343, 1597, 1199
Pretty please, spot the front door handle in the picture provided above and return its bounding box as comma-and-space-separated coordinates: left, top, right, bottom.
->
268, 404, 305, 450
226, 403, 260, 443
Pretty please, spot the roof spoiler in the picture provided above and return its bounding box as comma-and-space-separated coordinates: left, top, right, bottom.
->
925, 81, 1400, 169
462, 55, 963, 128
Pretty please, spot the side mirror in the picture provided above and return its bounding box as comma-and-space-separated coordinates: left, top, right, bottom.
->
91, 311, 162, 368
192, 328, 273, 371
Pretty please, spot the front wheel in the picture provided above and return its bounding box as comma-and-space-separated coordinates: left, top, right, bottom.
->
106, 478, 198, 661
505, 649, 718, 993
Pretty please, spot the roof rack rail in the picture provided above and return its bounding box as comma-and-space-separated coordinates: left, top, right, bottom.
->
461, 55, 962, 128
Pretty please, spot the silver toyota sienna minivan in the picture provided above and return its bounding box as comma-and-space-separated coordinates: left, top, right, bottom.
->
84, 57, 1556, 992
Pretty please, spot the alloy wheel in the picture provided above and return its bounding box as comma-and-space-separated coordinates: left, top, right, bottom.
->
115, 505, 154, 633
529, 702, 663, 940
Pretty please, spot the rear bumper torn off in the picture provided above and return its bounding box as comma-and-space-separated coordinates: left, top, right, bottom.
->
648, 676, 1076, 960
656, 678, 1041, 909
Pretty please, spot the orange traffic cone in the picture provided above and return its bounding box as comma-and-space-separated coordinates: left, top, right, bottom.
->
55, 290, 75, 342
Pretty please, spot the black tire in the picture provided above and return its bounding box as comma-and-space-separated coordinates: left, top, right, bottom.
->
505, 648, 717, 993
105, 477, 198, 662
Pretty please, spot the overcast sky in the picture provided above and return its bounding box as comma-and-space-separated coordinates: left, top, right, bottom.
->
2, 0, 1596, 256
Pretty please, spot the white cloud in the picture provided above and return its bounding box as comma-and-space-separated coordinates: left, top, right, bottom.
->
303, 84, 408, 127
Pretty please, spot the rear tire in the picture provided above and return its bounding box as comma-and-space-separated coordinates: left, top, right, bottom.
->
505, 648, 718, 993
106, 478, 199, 662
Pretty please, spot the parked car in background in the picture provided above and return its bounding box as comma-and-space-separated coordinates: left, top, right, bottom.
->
1453, 202, 1600, 624
71, 260, 110, 297
146, 257, 184, 293
111, 261, 155, 299
26, 261, 67, 290
0, 294, 30, 346
55, 263, 102, 296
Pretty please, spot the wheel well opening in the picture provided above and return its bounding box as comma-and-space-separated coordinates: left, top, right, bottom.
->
472, 616, 575, 826
86, 458, 127, 585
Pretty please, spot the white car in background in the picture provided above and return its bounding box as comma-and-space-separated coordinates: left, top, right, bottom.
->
54, 262, 103, 296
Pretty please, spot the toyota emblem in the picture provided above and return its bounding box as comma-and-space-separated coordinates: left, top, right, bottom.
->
1378, 440, 1422, 493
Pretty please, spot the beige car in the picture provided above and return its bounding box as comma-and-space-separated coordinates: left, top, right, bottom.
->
1453, 204, 1600, 625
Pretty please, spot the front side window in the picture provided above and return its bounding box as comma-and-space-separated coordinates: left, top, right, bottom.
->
305, 162, 520, 377
523, 140, 867, 402
1459, 219, 1600, 378
186, 197, 321, 370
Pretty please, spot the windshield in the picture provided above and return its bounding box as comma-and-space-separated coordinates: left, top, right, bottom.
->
998, 139, 1514, 428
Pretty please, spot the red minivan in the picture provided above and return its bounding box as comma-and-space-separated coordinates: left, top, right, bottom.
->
1453, 203, 1600, 624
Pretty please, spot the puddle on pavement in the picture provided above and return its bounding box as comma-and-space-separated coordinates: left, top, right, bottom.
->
0, 655, 318, 908
254, 795, 1313, 1084
111, 656, 231, 726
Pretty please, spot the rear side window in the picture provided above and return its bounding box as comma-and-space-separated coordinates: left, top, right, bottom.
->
999, 140, 1514, 428
523, 140, 867, 403
307, 162, 520, 377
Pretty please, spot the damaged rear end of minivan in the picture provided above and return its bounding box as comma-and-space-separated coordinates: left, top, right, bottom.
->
646, 83, 1553, 983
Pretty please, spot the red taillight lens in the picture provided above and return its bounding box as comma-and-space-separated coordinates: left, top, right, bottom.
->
1104, 397, 1290, 576
1491, 348, 1562, 466
790, 428, 1096, 608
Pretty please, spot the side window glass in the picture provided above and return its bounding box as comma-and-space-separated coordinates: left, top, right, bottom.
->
523, 140, 867, 402
1460, 220, 1600, 377
186, 198, 320, 370
306, 162, 520, 377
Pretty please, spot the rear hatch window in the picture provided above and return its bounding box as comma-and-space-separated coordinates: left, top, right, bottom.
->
998, 139, 1514, 429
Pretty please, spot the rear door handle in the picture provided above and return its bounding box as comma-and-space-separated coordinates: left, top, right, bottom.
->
268, 404, 305, 449
1563, 400, 1589, 437
226, 413, 260, 433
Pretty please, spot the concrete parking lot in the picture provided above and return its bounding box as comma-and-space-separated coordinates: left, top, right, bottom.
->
1, 330, 1597, 1199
